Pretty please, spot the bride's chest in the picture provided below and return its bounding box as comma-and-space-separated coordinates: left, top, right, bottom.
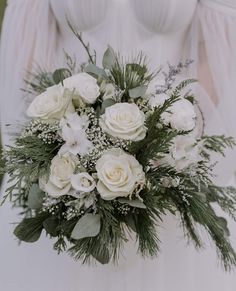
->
50, 0, 197, 67
51, 0, 197, 34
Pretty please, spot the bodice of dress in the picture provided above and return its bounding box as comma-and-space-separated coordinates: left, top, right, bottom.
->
50, 0, 198, 67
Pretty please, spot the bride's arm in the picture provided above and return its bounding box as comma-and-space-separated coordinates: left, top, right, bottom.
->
0, 0, 59, 143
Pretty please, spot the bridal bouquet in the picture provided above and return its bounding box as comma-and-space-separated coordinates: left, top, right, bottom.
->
1, 30, 236, 269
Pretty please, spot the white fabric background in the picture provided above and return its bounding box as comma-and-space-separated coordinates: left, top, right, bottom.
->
0, 0, 236, 290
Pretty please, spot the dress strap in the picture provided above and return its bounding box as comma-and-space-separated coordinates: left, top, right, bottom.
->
200, 0, 236, 16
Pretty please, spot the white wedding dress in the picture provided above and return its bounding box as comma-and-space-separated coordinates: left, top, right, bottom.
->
1, 1, 236, 291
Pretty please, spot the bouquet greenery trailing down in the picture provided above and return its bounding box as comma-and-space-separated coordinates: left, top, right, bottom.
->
1, 28, 236, 269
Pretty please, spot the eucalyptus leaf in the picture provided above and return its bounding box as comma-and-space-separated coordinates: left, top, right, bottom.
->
53, 68, 71, 84
102, 46, 116, 69
84, 64, 107, 78
125, 215, 137, 232
129, 85, 147, 98
101, 98, 116, 114
118, 198, 146, 209
91, 247, 110, 265
14, 213, 49, 243
71, 214, 101, 240
28, 183, 45, 210
43, 216, 59, 237
217, 217, 230, 237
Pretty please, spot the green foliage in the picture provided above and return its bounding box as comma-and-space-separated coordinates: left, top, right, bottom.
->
71, 214, 101, 240
129, 94, 181, 165
102, 46, 116, 69
24, 69, 55, 95
28, 184, 45, 210
14, 212, 50, 243
146, 164, 236, 271
202, 135, 235, 157
108, 53, 156, 100
118, 198, 146, 209
53, 68, 72, 85
1, 135, 61, 206
129, 85, 147, 98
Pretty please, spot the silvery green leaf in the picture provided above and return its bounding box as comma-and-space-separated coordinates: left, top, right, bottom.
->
118, 198, 146, 209
14, 213, 49, 243
53, 68, 71, 84
84, 64, 107, 78
71, 213, 101, 240
102, 46, 116, 69
129, 85, 147, 98
217, 217, 230, 237
101, 98, 116, 114
28, 184, 45, 210
43, 216, 59, 237
92, 247, 110, 265
125, 216, 137, 232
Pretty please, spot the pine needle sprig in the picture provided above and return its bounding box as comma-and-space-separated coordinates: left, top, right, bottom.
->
202, 135, 236, 157
1, 136, 61, 205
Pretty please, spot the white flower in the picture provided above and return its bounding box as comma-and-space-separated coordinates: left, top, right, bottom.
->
148, 93, 170, 109
100, 81, 116, 100
63, 72, 100, 104
161, 99, 196, 131
71, 172, 96, 193
60, 112, 89, 130
40, 153, 78, 198
95, 148, 145, 200
27, 84, 74, 120
160, 176, 180, 188
99, 103, 147, 141
59, 113, 93, 156
158, 135, 202, 171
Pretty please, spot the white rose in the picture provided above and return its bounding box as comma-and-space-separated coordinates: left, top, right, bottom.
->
27, 84, 74, 120
41, 153, 78, 197
100, 82, 117, 100
99, 103, 147, 141
63, 72, 100, 104
95, 149, 145, 200
158, 135, 202, 171
71, 172, 96, 193
161, 98, 196, 131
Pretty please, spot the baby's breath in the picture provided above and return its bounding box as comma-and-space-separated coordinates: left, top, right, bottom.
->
22, 120, 62, 144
